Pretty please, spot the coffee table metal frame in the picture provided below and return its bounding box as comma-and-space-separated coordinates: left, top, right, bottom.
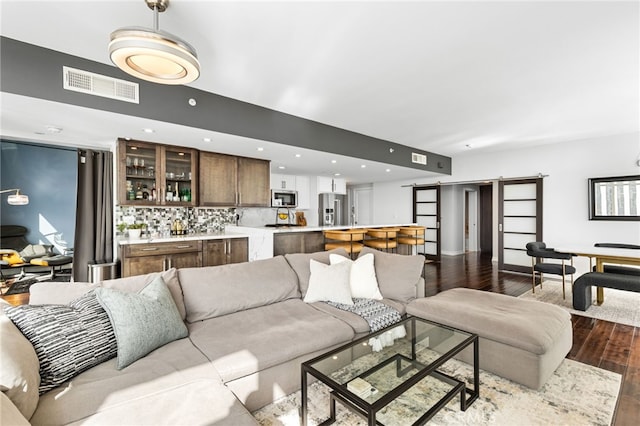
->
301, 316, 479, 426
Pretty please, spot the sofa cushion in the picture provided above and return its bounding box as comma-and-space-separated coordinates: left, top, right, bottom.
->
303, 259, 353, 305
188, 299, 355, 383
284, 248, 350, 296
0, 392, 30, 426
95, 275, 188, 369
101, 268, 186, 320
330, 253, 383, 300
28, 338, 257, 425
29, 282, 97, 305
28, 268, 186, 320
358, 247, 422, 303
0, 302, 40, 420
180, 256, 300, 323
4, 291, 117, 394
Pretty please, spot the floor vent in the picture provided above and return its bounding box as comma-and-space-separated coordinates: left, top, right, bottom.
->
63, 66, 139, 104
412, 152, 427, 165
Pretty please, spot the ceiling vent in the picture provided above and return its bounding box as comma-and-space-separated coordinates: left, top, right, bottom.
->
411, 152, 427, 165
63, 66, 139, 104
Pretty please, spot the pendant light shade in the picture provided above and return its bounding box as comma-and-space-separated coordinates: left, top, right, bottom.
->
109, 0, 200, 85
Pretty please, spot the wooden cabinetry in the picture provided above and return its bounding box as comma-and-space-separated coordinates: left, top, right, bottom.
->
273, 231, 324, 256
203, 238, 248, 266
120, 241, 202, 277
200, 152, 270, 207
117, 139, 198, 206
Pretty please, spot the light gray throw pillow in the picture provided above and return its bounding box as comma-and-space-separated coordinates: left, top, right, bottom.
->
95, 275, 188, 369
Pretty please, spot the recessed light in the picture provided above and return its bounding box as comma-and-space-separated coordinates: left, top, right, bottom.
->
178, 152, 185, 156
257, 147, 264, 152
278, 166, 286, 170
295, 154, 301, 158
130, 146, 138, 150
188, 98, 197, 106
385, 168, 391, 172
361, 165, 366, 168
331, 160, 337, 164
143, 128, 154, 133
203, 137, 211, 142
334, 173, 341, 176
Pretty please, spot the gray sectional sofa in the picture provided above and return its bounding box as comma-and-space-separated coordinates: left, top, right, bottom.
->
1, 247, 425, 425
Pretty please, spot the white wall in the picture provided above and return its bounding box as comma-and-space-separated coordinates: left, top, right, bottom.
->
372, 132, 640, 272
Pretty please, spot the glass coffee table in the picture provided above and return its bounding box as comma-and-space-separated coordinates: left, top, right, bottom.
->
301, 316, 479, 425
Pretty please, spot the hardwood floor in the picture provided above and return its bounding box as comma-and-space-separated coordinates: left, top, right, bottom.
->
424, 252, 639, 426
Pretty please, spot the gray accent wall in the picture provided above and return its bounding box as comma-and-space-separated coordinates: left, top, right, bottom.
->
0, 141, 77, 253
0, 36, 452, 175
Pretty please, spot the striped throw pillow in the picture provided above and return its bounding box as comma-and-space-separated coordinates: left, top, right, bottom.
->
4, 291, 117, 394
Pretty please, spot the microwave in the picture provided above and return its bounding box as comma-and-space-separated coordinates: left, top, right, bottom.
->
271, 190, 298, 208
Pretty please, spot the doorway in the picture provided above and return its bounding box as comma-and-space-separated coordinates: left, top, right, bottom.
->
350, 184, 373, 226
479, 184, 493, 256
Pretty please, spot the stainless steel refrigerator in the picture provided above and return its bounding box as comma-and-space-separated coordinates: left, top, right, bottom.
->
318, 193, 348, 226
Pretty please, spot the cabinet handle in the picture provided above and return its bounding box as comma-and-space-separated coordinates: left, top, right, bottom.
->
142, 247, 159, 251
162, 258, 167, 270
175, 245, 192, 249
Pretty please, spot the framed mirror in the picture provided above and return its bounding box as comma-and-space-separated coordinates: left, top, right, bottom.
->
588, 175, 640, 221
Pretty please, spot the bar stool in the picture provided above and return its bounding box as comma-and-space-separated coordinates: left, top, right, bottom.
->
397, 226, 426, 255
363, 227, 400, 253
324, 229, 367, 259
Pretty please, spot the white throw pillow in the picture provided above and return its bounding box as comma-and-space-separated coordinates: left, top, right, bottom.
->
330, 253, 383, 300
303, 259, 354, 305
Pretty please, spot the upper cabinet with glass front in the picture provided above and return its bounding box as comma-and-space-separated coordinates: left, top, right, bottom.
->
117, 139, 198, 206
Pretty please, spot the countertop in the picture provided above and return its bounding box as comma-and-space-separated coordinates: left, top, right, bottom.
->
229, 223, 417, 233
117, 231, 249, 246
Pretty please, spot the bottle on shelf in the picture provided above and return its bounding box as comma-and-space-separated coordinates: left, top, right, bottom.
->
166, 184, 173, 201
135, 182, 143, 200
151, 183, 156, 201
174, 182, 179, 201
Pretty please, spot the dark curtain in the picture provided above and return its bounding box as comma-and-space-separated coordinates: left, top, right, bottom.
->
73, 149, 113, 282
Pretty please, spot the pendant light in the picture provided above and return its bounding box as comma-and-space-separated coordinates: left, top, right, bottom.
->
109, 0, 200, 85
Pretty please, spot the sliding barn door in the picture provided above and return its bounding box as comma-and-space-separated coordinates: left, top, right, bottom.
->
498, 178, 543, 273
413, 185, 441, 261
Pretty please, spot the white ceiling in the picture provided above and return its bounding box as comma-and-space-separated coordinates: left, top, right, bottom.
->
1, 0, 638, 184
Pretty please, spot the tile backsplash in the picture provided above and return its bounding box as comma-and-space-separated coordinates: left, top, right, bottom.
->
116, 206, 237, 237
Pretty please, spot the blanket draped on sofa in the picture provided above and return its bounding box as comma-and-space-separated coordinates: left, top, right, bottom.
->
327, 298, 401, 333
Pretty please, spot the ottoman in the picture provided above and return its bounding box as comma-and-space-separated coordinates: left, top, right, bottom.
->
407, 288, 572, 389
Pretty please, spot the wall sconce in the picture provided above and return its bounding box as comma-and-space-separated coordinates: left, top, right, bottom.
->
0, 189, 30, 205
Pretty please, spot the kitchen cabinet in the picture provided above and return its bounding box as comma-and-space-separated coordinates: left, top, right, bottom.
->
273, 231, 324, 256
238, 157, 270, 207
203, 238, 248, 266
295, 176, 311, 209
317, 176, 346, 195
117, 139, 198, 206
120, 240, 202, 277
200, 152, 270, 207
270, 174, 296, 190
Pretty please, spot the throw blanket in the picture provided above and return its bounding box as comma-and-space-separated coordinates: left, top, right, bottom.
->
327, 298, 402, 333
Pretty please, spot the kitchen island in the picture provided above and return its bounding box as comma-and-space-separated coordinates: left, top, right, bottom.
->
226, 224, 417, 261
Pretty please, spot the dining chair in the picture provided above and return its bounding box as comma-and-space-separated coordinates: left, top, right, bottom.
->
525, 241, 576, 299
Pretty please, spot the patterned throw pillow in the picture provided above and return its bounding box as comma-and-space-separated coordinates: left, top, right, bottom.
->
4, 291, 117, 394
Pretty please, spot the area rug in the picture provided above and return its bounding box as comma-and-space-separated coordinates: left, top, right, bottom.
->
252, 358, 620, 426
519, 281, 640, 328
